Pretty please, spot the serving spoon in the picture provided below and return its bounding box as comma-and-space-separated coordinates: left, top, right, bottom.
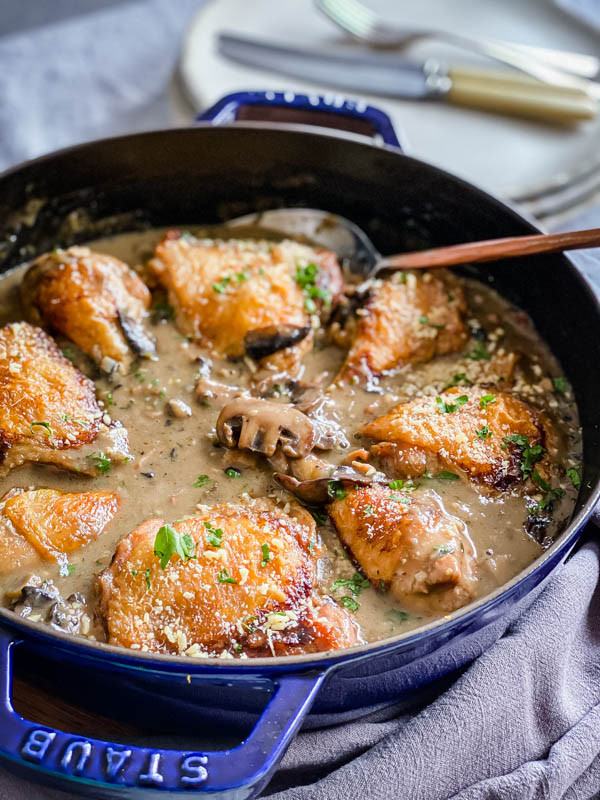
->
227, 209, 600, 277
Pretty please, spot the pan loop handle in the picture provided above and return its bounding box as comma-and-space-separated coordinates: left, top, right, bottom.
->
0, 629, 326, 797
197, 90, 403, 149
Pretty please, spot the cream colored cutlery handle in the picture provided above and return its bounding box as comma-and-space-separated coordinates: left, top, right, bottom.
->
446, 65, 597, 123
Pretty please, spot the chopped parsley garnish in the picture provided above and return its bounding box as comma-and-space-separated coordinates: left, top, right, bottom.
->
310, 508, 328, 526
309, 286, 332, 304
235, 271, 249, 283
530, 469, 565, 512
66, 563, 76, 576
153, 523, 196, 569
134, 369, 146, 383
295, 262, 331, 313
145, 568, 151, 591
62, 414, 89, 427
340, 596, 360, 612
106, 392, 114, 406
479, 394, 496, 409
30, 421, 54, 444
476, 425, 492, 440
419, 315, 446, 330
224, 467, 241, 479
502, 433, 529, 449
330, 572, 370, 597
204, 521, 224, 548
308, 537, 317, 554
436, 394, 469, 414
152, 300, 175, 321
502, 434, 545, 479
389, 494, 411, 504
304, 296, 317, 314
445, 372, 473, 389
212, 276, 231, 293
295, 263, 318, 288
364, 504, 375, 516
388, 478, 417, 492
434, 544, 455, 555
87, 452, 111, 474
260, 543, 270, 567
531, 470, 551, 492
193, 474, 210, 487
386, 609, 411, 623
437, 471, 460, 481
467, 341, 491, 361
61, 346, 76, 361
328, 480, 347, 500
567, 468, 581, 489
217, 568, 238, 585
552, 376, 568, 395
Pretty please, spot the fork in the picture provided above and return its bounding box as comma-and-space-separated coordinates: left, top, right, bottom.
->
316, 0, 600, 89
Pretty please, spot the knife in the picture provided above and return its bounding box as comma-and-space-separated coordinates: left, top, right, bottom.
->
217, 33, 597, 123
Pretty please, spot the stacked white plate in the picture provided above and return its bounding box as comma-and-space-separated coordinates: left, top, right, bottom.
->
178, 0, 600, 223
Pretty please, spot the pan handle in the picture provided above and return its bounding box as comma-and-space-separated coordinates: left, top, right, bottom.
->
0, 630, 326, 797
197, 90, 403, 149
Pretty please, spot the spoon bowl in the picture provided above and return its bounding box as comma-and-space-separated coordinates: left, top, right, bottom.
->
227, 208, 600, 277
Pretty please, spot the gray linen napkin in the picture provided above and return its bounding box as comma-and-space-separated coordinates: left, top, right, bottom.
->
0, 2, 599, 799
264, 538, 600, 800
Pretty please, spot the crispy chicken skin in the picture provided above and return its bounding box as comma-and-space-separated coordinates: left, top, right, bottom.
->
0, 488, 119, 575
98, 498, 360, 657
337, 272, 468, 382
22, 246, 154, 374
362, 386, 548, 489
328, 485, 477, 614
148, 232, 344, 372
0, 322, 130, 476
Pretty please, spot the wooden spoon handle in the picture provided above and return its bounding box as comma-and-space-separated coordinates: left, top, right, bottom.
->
376, 227, 600, 272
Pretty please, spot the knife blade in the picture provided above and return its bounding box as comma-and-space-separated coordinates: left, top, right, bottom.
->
218, 33, 446, 100
217, 33, 598, 123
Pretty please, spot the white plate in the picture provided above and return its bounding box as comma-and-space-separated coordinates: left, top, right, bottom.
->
179, 0, 600, 221
551, 0, 600, 32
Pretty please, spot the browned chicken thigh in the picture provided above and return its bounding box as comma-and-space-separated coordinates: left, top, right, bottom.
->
22, 246, 155, 374
328, 484, 477, 614
0, 487, 119, 576
149, 232, 344, 375
336, 272, 468, 383
98, 498, 361, 657
362, 386, 550, 490
0, 322, 130, 476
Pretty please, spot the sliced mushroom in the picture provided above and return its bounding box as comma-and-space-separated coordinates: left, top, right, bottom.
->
50, 593, 87, 634
217, 397, 316, 458
10, 579, 61, 617
245, 324, 311, 360
276, 466, 388, 505
117, 309, 156, 360
258, 380, 349, 450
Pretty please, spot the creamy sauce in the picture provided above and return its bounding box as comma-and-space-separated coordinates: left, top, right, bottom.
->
0, 229, 582, 645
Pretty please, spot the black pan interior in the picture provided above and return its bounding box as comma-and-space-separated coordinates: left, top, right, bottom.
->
0, 125, 598, 518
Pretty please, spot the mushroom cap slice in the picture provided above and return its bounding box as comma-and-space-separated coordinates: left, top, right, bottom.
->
276, 465, 389, 505
216, 397, 317, 458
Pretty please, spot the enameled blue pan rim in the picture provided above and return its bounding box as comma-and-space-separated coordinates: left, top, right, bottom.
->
0, 121, 598, 671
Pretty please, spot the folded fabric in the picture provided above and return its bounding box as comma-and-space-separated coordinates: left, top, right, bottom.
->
264, 537, 600, 800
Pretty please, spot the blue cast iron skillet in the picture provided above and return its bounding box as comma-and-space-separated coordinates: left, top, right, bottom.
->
0, 91, 598, 799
